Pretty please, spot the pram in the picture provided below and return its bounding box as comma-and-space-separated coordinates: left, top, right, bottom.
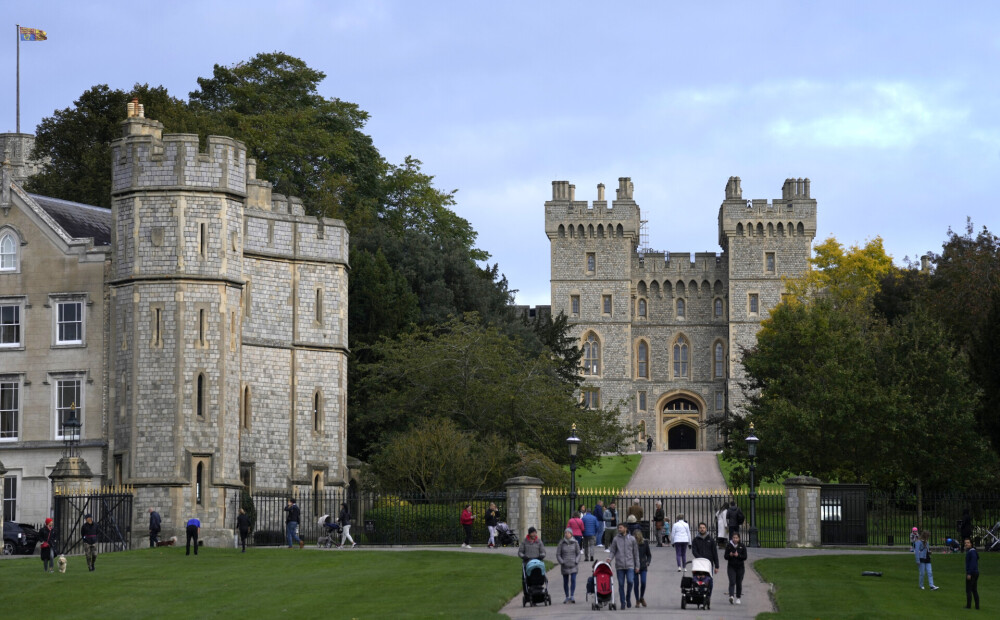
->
980, 522, 1000, 552
316, 514, 342, 548
522, 559, 552, 607
495, 522, 518, 547
680, 558, 713, 610
587, 559, 616, 610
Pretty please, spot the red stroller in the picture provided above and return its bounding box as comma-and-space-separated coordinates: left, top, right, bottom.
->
587, 559, 616, 610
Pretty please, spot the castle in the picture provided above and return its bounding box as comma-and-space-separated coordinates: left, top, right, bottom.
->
545, 176, 816, 450
1, 103, 349, 546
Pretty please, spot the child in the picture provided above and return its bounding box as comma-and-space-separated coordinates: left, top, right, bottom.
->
910, 527, 919, 550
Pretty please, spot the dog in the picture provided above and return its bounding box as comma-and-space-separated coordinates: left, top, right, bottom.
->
57, 555, 67, 573
156, 536, 178, 547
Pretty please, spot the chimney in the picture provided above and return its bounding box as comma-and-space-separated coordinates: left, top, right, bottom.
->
920, 255, 931, 273
597, 183, 605, 201
126, 98, 145, 119
569, 184, 575, 201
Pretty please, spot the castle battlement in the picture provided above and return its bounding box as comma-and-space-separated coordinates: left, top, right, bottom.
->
110, 106, 247, 197
634, 251, 728, 280
544, 178, 641, 239
718, 176, 817, 246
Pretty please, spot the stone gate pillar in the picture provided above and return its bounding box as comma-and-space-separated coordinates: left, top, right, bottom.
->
784, 476, 822, 547
505, 476, 544, 541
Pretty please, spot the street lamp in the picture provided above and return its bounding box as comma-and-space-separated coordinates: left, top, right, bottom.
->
566, 423, 581, 505
63, 403, 81, 458
745, 423, 760, 547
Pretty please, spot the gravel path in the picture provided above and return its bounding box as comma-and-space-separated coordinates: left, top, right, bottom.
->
626, 451, 728, 492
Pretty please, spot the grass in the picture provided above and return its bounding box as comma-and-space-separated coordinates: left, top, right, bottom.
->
756, 551, 994, 618
717, 453, 786, 492
0, 547, 523, 619
566, 453, 640, 489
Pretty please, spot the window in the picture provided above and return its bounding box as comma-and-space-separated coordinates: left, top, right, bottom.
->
715, 391, 724, 411
638, 391, 647, 411
582, 388, 600, 409
639, 420, 646, 440
196, 462, 204, 505
3, 475, 16, 521
571, 295, 580, 316
714, 298, 723, 318
637, 341, 649, 379
766, 252, 776, 273
57, 301, 83, 344
1, 381, 19, 440
199, 222, 208, 258
0, 304, 20, 347
749, 293, 759, 314
582, 333, 600, 375
586, 253, 596, 273
114, 455, 123, 486
196, 374, 206, 418
602, 295, 612, 315
152, 307, 163, 348
714, 342, 725, 378
313, 391, 322, 432
638, 299, 647, 318
244, 280, 252, 317
673, 336, 689, 378
198, 309, 206, 346
315, 288, 323, 324
0, 233, 16, 271
56, 379, 81, 439
676, 298, 686, 318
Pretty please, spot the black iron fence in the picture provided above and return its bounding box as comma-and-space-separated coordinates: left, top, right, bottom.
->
866, 491, 1000, 548
52, 485, 133, 556
232, 489, 507, 547
541, 487, 786, 548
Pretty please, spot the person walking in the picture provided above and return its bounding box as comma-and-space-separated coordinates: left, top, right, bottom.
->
185, 517, 201, 556
725, 532, 748, 604
653, 500, 666, 547
339, 502, 357, 548
627, 498, 644, 523
39, 518, 58, 573
237, 508, 251, 552
148, 507, 161, 548
284, 498, 303, 548
518, 526, 546, 563
582, 506, 599, 561
670, 513, 692, 571
485, 502, 499, 548
914, 530, 939, 590
691, 522, 719, 575
593, 500, 606, 548
607, 523, 640, 609
603, 502, 618, 547
460, 504, 476, 548
965, 538, 980, 610
567, 510, 585, 546
556, 528, 581, 603
960, 509, 973, 552
81, 513, 99, 571
726, 501, 744, 536
715, 503, 729, 546
632, 530, 652, 607
646, 436, 653, 452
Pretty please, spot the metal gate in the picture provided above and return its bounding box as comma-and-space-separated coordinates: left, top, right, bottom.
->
820, 484, 868, 545
52, 486, 133, 555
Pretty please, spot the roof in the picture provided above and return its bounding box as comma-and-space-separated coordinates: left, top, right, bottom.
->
28, 194, 111, 246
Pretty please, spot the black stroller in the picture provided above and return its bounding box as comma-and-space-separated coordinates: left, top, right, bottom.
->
316, 515, 342, 548
495, 522, 518, 547
681, 558, 713, 610
522, 559, 552, 607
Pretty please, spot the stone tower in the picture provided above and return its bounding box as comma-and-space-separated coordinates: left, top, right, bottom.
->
718, 177, 816, 414
108, 102, 246, 545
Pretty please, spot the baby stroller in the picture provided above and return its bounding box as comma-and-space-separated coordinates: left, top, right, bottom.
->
522, 559, 552, 607
495, 522, 518, 547
587, 559, 616, 610
316, 515, 342, 548
681, 558, 713, 610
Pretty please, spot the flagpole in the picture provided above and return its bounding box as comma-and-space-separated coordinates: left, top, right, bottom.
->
16, 24, 20, 134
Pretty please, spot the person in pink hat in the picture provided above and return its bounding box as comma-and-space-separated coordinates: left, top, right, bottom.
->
910, 527, 919, 551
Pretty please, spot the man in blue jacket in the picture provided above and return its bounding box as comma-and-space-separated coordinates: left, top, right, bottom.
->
965, 538, 980, 610
581, 506, 599, 561
593, 501, 606, 548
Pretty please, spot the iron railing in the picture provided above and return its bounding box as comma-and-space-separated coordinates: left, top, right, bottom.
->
867, 491, 1000, 548
51, 485, 133, 556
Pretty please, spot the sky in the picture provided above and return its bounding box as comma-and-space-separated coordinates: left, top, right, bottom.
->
5, 1, 1000, 306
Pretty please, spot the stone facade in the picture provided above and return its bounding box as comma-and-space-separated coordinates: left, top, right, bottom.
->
546, 177, 816, 451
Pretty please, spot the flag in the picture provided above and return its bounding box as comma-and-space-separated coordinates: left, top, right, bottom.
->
18, 27, 47, 41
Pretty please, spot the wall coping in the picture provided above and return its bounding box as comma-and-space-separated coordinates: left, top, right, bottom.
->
504, 476, 545, 488
783, 475, 823, 487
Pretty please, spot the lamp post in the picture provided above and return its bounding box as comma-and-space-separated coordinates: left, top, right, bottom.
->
745, 423, 760, 547
63, 403, 81, 458
567, 423, 581, 506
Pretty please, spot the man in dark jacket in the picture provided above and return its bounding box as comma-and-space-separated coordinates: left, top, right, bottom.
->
284, 498, 303, 548
965, 538, 980, 610
81, 513, 99, 571
691, 522, 719, 574
593, 501, 606, 547
148, 507, 162, 548
726, 501, 744, 536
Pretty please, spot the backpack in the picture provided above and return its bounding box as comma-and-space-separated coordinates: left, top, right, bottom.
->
737, 509, 745, 525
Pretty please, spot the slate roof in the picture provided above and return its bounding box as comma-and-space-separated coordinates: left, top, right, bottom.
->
28, 193, 112, 246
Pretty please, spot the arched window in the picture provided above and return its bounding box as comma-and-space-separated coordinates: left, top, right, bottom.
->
637, 341, 648, 378
676, 298, 686, 318
797, 222, 805, 236
196, 462, 204, 505
638, 298, 647, 318
196, 374, 205, 417
714, 342, 725, 378
673, 336, 689, 378
583, 333, 600, 375
558, 224, 565, 237
313, 390, 322, 431
637, 281, 647, 296
0, 232, 17, 271
714, 298, 723, 318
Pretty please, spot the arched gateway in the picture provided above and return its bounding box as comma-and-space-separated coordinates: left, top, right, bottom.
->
659, 396, 701, 451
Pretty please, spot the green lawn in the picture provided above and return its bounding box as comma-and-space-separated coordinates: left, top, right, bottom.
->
0, 548, 523, 619
756, 552, 993, 618
567, 453, 640, 489
717, 453, 786, 492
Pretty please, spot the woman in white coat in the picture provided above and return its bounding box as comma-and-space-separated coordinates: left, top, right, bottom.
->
670, 513, 692, 571
715, 503, 728, 543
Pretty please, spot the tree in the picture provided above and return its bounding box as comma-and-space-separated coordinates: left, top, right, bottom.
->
786, 236, 894, 309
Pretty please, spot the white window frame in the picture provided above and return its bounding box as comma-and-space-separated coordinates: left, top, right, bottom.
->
3, 471, 19, 522
52, 295, 87, 346
0, 298, 25, 349
0, 376, 22, 442
0, 230, 19, 272
52, 374, 84, 440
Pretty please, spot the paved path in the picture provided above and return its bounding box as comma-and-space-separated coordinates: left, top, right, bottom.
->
626, 451, 727, 492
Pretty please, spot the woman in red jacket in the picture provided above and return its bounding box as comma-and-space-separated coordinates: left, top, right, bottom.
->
460, 504, 476, 548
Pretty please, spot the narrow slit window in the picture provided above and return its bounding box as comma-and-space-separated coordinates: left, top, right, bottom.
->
199, 223, 208, 257
315, 288, 323, 324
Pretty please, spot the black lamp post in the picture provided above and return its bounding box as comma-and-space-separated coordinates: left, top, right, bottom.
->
63, 403, 82, 458
567, 423, 581, 505
745, 423, 760, 547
